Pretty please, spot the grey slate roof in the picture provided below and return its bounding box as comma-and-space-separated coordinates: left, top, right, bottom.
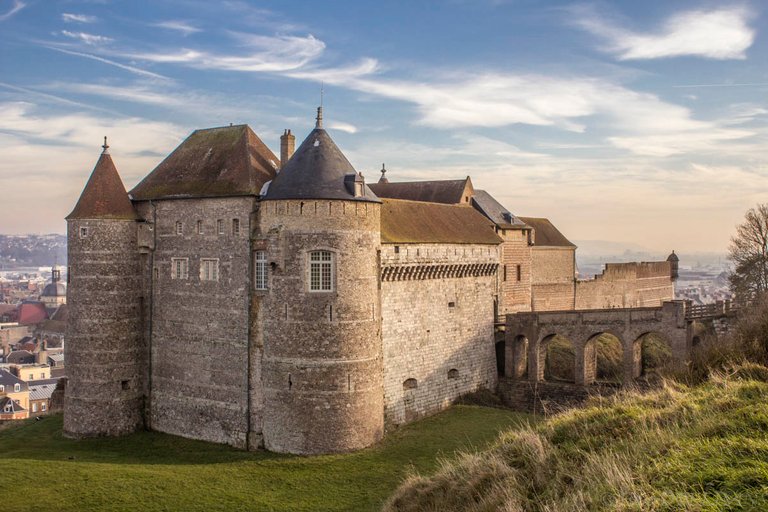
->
0, 396, 25, 412
369, 177, 472, 205
471, 190, 528, 229
518, 217, 576, 248
29, 379, 59, 401
264, 128, 380, 203
0, 369, 28, 391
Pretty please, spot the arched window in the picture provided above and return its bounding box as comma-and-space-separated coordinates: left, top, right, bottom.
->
448, 369, 459, 379
309, 251, 334, 292
14, 384, 20, 392
403, 378, 418, 390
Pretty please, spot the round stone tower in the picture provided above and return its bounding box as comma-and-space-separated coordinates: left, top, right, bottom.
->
64, 139, 145, 438
258, 109, 384, 454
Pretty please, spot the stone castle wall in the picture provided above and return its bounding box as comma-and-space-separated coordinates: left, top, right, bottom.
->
530, 247, 575, 311
380, 242, 499, 426
135, 197, 256, 449
498, 229, 532, 314
575, 261, 674, 309
257, 199, 384, 454
64, 218, 145, 437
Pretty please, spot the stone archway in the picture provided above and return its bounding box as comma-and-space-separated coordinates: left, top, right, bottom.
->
635, 332, 673, 378
540, 334, 575, 383
583, 332, 624, 385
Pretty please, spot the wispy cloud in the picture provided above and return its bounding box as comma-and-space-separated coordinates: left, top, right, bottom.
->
47, 47, 170, 81
123, 33, 324, 72
572, 6, 755, 60
327, 121, 357, 134
153, 20, 201, 36
0, 81, 109, 112
45, 82, 186, 107
0, 0, 25, 21
62, 13, 97, 23
61, 30, 113, 45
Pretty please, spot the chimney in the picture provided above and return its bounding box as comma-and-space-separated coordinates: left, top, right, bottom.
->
280, 129, 295, 169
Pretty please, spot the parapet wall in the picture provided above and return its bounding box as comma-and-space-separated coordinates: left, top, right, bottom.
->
576, 261, 674, 309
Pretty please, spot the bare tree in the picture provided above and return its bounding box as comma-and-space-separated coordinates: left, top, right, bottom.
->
729, 204, 768, 300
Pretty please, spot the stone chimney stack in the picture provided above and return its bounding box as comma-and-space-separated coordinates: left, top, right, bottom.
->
280, 129, 295, 169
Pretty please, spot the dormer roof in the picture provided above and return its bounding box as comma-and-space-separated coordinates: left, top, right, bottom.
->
129, 124, 278, 201
66, 147, 137, 220
264, 128, 380, 203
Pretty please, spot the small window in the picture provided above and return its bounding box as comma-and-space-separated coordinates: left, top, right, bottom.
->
79, 226, 88, 238
200, 259, 219, 282
403, 378, 418, 390
394, 246, 400, 254
171, 258, 189, 280
14, 384, 20, 392
28, 374, 33, 380
254, 251, 268, 290
232, 218, 240, 236
448, 369, 459, 379
503, 265, 507, 282
516, 264, 522, 282
175, 221, 183, 235
32, 402, 38, 412
309, 251, 334, 292
448, 301, 456, 308
217, 219, 224, 235
121, 380, 130, 390
197, 220, 203, 235
0, 385, 4, 392
41, 403, 46, 412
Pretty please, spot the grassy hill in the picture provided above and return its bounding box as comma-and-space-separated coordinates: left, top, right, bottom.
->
0, 405, 529, 512
384, 366, 768, 511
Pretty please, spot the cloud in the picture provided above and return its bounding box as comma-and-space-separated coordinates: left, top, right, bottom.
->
45, 82, 186, 107
0, 0, 24, 21
61, 30, 113, 45
123, 33, 325, 72
153, 20, 201, 35
47, 47, 170, 81
572, 6, 755, 60
62, 13, 97, 23
327, 121, 357, 134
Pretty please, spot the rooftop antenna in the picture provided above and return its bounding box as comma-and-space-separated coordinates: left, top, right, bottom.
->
315, 83, 324, 129
101, 136, 110, 154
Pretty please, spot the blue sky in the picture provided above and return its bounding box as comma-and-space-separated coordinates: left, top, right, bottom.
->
0, 0, 766, 253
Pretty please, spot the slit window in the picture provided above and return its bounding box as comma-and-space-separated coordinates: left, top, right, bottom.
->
200, 258, 219, 282
197, 220, 203, 235
516, 264, 522, 281
254, 251, 268, 290
309, 251, 334, 292
79, 227, 88, 238
217, 219, 224, 235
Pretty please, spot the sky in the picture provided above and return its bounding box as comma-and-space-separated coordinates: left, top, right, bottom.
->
0, 0, 766, 253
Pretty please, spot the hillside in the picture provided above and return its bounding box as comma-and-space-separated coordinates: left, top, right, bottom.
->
384, 367, 768, 512
0, 405, 529, 512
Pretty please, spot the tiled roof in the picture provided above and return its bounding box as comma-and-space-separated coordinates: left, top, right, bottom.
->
0, 396, 25, 412
130, 125, 278, 200
471, 190, 528, 229
380, 199, 502, 245
66, 151, 138, 220
518, 217, 576, 248
264, 128, 380, 203
17, 301, 48, 325
369, 177, 473, 205
6, 350, 35, 365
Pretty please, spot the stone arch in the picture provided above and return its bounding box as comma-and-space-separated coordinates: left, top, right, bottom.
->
511, 335, 529, 380
539, 334, 575, 383
495, 338, 506, 377
583, 332, 624, 385
634, 332, 673, 378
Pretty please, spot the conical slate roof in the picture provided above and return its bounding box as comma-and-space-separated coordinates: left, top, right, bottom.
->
66, 149, 137, 220
264, 128, 379, 203
130, 124, 278, 200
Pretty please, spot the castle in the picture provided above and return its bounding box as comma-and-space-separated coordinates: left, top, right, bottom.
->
64, 108, 677, 454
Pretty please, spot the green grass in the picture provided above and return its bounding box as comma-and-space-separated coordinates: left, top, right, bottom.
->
384, 368, 768, 511
0, 405, 530, 512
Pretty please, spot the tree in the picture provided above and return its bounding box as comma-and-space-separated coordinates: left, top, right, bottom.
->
729, 203, 768, 300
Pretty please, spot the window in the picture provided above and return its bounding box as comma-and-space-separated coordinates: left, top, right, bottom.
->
503, 265, 507, 282
0, 385, 4, 392
197, 220, 203, 235
171, 258, 189, 280
232, 218, 240, 236
79, 226, 88, 238
254, 251, 268, 290
516, 264, 522, 281
3, 404, 10, 413
217, 219, 224, 235
175, 221, 183, 235
200, 259, 219, 282
14, 384, 20, 392
448, 369, 459, 379
403, 378, 418, 390
28, 373, 33, 380
40, 373, 44, 379
32, 403, 38, 413
41, 403, 46, 412
309, 251, 334, 292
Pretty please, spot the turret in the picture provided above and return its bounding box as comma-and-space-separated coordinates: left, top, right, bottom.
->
64, 138, 145, 438
257, 109, 384, 454
667, 250, 679, 281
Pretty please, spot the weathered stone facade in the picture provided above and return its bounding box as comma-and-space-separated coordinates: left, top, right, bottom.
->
530, 247, 576, 311
575, 261, 674, 309
497, 228, 532, 315
380, 242, 499, 425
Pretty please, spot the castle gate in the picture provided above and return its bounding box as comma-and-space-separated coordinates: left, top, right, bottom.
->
498, 301, 693, 411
